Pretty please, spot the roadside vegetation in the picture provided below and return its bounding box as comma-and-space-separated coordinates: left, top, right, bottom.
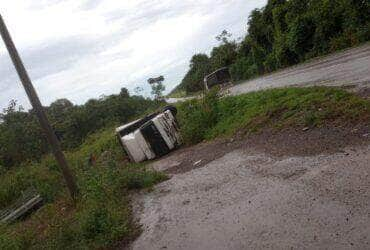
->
1, 86, 368, 249
0, 88, 162, 171
0, 1, 369, 248
171, 0, 370, 96
0, 88, 168, 249
0, 127, 167, 249
178, 87, 370, 145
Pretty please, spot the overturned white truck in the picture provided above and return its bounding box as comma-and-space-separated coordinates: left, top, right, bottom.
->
115, 107, 182, 163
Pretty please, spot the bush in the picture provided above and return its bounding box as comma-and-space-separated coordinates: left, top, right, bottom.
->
177, 87, 370, 144
0, 165, 6, 175
0, 127, 167, 250
177, 88, 219, 144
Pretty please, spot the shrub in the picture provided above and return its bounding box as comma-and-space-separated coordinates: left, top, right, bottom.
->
0, 127, 167, 249
177, 88, 219, 144
177, 87, 370, 144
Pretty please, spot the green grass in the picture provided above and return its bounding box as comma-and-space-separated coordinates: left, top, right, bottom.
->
1, 86, 369, 249
177, 86, 370, 144
0, 127, 167, 250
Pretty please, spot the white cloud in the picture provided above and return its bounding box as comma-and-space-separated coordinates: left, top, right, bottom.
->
0, 0, 267, 110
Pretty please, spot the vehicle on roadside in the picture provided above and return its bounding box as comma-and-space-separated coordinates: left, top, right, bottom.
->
115, 106, 182, 163
204, 67, 232, 90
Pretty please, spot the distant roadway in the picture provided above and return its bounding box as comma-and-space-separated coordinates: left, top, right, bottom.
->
167, 43, 370, 103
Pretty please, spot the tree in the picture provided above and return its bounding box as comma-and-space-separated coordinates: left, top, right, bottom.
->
134, 86, 144, 95
210, 42, 238, 69
148, 76, 166, 101
175, 0, 369, 94
48, 99, 74, 120
181, 54, 212, 93
0, 100, 46, 168
0, 88, 161, 171
216, 30, 232, 43
119, 88, 130, 98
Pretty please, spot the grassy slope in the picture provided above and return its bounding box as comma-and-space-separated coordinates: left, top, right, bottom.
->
0, 86, 369, 249
0, 128, 167, 249
178, 87, 370, 144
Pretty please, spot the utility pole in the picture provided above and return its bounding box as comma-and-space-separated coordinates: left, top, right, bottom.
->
0, 14, 78, 199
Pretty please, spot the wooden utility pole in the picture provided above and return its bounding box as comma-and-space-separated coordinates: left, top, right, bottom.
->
0, 14, 78, 199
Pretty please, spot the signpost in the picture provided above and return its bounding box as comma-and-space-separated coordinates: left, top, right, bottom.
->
0, 14, 78, 199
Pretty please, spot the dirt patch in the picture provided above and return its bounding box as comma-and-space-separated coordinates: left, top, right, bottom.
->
130, 133, 370, 250
152, 124, 369, 174
357, 86, 370, 99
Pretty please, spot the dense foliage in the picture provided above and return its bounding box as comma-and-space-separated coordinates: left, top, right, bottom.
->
173, 0, 370, 94
177, 87, 370, 144
0, 88, 161, 170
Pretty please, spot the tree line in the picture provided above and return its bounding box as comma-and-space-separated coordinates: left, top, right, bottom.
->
173, 0, 370, 94
0, 88, 160, 170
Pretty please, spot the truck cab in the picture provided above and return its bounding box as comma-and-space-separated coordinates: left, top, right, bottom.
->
115, 107, 181, 163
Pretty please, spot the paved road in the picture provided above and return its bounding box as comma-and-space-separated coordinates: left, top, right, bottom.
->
167, 43, 370, 103
230, 43, 370, 96
131, 144, 370, 250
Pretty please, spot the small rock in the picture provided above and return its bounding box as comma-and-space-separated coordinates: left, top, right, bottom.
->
302, 127, 309, 131
182, 200, 190, 205
363, 133, 369, 137
193, 160, 202, 166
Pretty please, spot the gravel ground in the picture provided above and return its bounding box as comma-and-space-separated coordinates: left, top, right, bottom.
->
129, 127, 370, 250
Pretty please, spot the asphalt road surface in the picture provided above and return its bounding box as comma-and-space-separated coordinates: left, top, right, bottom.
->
230, 43, 370, 96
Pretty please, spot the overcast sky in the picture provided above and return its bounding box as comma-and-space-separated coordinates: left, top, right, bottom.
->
0, 0, 266, 110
